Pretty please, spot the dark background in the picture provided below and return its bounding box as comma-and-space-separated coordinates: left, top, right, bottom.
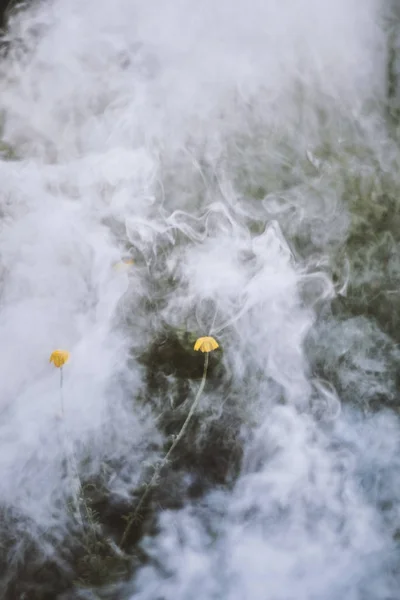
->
0, 0, 19, 30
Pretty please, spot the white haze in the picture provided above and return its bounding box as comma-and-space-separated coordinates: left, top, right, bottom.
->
0, 0, 399, 598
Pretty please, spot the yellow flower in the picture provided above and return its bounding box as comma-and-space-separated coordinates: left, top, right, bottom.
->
49, 349, 70, 368
194, 336, 219, 353
113, 257, 134, 270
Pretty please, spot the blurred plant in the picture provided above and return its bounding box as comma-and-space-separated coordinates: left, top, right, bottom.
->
49, 349, 70, 415
120, 336, 219, 548
113, 257, 135, 271
49, 349, 94, 529
49, 349, 126, 583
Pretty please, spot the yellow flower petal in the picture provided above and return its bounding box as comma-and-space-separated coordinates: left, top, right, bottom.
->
194, 336, 219, 353
49, 349, 70, 368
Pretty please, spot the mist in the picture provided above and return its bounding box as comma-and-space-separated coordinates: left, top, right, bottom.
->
0, 0, 399, 598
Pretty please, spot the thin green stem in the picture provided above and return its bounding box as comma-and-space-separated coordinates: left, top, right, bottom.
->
120, 352, 209, 549
60, 367, 64, 417
163, 352, 209, 464
57, 367, 95, 533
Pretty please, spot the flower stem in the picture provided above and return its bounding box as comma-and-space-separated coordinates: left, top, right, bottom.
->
60, 367, 64, 417
120, 352, 209, 549
57, 368, 95, 532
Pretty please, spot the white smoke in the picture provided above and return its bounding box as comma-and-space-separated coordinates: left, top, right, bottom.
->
0, 0, 398, 598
